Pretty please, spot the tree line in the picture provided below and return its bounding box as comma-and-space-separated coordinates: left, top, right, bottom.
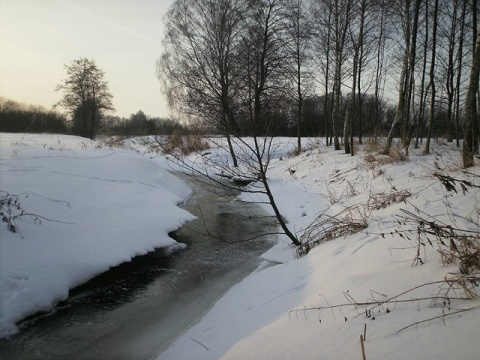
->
0, 97, 184, 137
0, 98, 67, 134
158, 0, 479, 166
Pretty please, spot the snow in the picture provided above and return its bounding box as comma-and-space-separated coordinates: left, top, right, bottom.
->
1, 133, 479, 359
157, 138, 480, 360
0, 133, 195, 336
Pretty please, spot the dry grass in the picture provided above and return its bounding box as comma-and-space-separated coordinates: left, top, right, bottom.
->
367, 188, 411, 211
296, 205, 368, 257
97, 135, 127, 148
157, 131, 210, 156
364, 137, 386, 154
363, 140, 408, 178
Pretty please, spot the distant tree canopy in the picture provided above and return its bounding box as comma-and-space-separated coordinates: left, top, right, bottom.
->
55, 58, 114, 139
0, 98, 67, 134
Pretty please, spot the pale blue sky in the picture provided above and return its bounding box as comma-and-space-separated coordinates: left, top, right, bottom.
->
0, 0, 174, 118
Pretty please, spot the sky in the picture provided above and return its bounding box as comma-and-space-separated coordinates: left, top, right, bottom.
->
0, 0, 174, 119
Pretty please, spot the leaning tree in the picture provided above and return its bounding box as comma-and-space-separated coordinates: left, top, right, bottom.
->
159, 0, 302, 246
55, 58, 114, 139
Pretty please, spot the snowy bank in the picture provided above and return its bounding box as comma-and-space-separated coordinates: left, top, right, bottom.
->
0, 133, 195, 336
158, 138, 480, 360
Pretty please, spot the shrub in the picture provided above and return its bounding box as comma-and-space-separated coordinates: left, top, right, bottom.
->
160, 131, 210, 156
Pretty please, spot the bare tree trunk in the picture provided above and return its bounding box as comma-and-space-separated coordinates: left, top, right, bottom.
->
82, 103, 88, 138
246, 0, 301, 246
357, 37, 364, 146
344, 10, 363, 155
323, 5, 333, 146
332, 0, 341, 150
343, 95, 353, 154
424, 0, 439, 155
332, 0, 353, 151
286, 0, 311, 154
403, 0, 422, 153
385, 50, 408, 153
354, 0, 367, 153
386, 0, 413, 154
444, 0, 459, 143
455, 0, 468, 147
463, 27, 480, 168
373, 0, 386, 142
329, 89, 335, 146
415, 0, 429, 149
333, 60, 342, 150
252, 135, 300, 246
296, 35, 303, 154
323, 84, 330, 144
226, 134, 238, 167
473, 2, 479, 154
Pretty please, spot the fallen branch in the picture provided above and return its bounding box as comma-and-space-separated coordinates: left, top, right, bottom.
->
1, 191, 74, 239
396, 306, 480, 333
191, 338, 209, 351
289, 278, 479, 323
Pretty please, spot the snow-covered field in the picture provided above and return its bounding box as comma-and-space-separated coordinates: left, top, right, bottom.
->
1, 133, 479, 359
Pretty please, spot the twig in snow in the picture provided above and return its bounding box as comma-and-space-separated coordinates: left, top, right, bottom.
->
360, 334, 367, 360
396, 306, 480, 333
191, 338, 209, 350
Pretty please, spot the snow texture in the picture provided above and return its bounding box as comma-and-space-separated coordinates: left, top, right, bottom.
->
0, 133, 195, 336
1, 133, 479, 360
158, 137, 480, 360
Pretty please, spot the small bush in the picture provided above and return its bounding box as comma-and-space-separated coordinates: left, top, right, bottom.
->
367, 188, 411, 210
389, 142, 407, 162
0, 192, 42, 237
364, 137, 386, 154
296, 205, 368, 257
1, 193, 21, 233
363, 140, 407, 175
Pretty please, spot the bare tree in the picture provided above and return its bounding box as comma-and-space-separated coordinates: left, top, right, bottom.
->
463, 25, 480, 168
454, 0, 468, 148
414, 0, 429, 149
158, 0, 246, 167
159, 0, 300, 246
311, 0, 334, 145
284, 0, 314, 154
344, 0, 372, 155
385, 0, 422, 154
55, 58, 114, 139
236, 0, 300, 245
440, 0, 461, 143
372, 0, 389, 142
424, 0, 439, 155
331, 0, 355, 151
354, 0, 377, 145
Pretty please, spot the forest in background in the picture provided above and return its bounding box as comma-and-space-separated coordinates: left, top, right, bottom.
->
158, 0, 479, 160
0, 98, 185, 136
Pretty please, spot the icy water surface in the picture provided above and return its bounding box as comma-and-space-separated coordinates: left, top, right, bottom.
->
0, 173, 276, 360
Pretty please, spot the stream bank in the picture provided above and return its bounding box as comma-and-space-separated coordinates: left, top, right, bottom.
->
0, 173, 277, 360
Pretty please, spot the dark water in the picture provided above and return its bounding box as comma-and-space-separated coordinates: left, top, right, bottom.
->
0, 173, 276, 360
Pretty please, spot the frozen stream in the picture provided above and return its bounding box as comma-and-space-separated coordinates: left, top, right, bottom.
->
0, 173, 276, 360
